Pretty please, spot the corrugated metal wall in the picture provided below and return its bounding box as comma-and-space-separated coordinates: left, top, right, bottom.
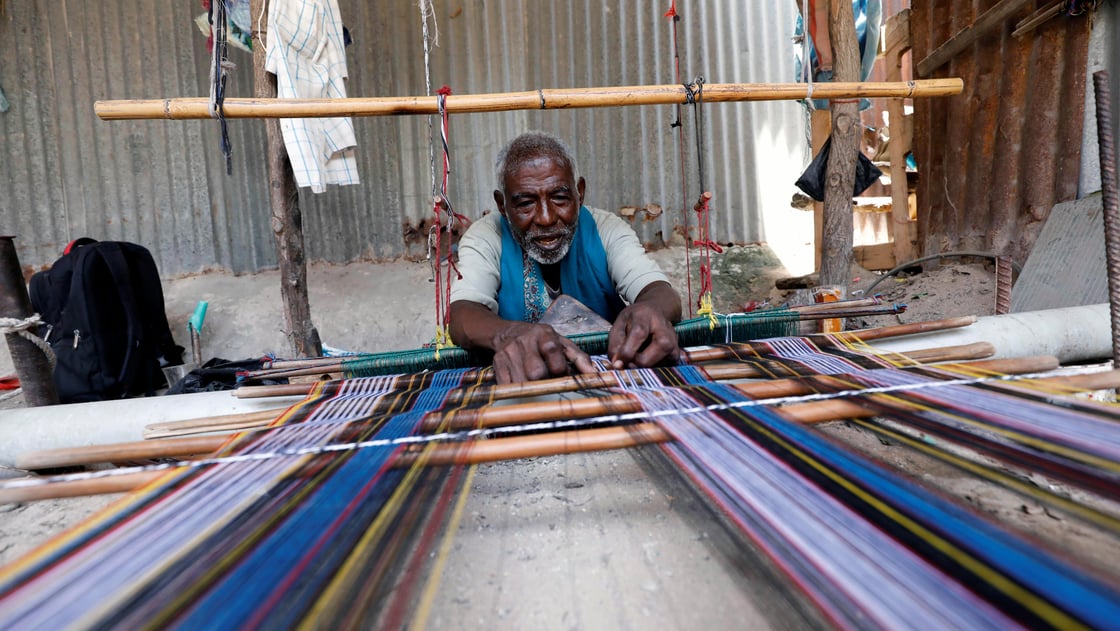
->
1, 1, 806, 277
909, 1, 1097, 263
0, 1, 274, 276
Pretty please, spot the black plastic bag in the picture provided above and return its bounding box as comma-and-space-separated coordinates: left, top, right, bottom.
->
165, 357, 287, 395
795, 136, 884, 202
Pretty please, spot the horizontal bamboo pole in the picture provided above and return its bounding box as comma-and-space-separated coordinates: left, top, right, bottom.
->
22, 356, 1058, 470
95, 79, 963, 121
11, 363, 1117, 504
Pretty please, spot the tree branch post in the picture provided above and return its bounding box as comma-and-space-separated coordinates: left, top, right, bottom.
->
250, 0, 322, 358
819, 0, 862, 289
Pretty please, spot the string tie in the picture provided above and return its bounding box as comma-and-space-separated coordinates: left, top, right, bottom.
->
682, 82, 696, 105
0, 314, 56, 371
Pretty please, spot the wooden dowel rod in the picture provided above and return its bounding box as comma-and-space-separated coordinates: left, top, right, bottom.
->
893, 341, 993, 364
916, 0, 1034, 77
24, 356, 1060, 471
791, 305, 906, 320
0, 471, 165, 504
825, 315, 978, 342
1012, 1, 1064, 38
95, 80, 963, 121
238, 383, 319, 398
993, 369, 1120, 394
144, 407, 290, 440
788, 297, 882, 314
402, 423, 673, 467
15, 436, 232, 471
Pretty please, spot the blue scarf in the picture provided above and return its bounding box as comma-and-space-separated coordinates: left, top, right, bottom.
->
497, 206, 625, 323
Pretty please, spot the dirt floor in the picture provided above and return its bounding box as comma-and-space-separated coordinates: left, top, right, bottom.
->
1, 246, 1117, 627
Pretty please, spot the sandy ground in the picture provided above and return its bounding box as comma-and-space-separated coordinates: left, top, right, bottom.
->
1, 247, 1118, 627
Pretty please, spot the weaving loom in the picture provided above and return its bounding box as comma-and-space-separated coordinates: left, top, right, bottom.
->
1, 327, 1119, 630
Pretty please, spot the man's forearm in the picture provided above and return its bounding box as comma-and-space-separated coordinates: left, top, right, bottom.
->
448, 300, 508, 351
634, 281, 683, 324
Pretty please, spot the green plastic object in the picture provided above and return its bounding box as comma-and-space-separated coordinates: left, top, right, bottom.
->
189, 301, 209, 334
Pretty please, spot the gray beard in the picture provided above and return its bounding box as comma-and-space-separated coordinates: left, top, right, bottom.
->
510, 221, 577, 265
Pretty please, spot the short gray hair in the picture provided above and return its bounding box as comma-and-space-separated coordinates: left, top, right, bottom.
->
495, 131, 580, 194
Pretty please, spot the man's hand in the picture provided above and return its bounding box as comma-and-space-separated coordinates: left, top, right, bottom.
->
449, 300, 596, 384
607, 281, 682, 370
491, 322, 596, 384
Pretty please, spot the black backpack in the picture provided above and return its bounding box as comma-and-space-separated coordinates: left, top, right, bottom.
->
29, 238, 185, 403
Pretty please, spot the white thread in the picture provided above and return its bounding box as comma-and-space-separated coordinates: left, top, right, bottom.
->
256, 0, 267, 50
5, 364, 1111, 493
419, 0, 438, 199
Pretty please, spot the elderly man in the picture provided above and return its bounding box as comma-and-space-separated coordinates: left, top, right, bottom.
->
449, 131, 682, 384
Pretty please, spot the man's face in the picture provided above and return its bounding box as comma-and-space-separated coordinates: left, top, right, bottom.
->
495, 155, 585, 265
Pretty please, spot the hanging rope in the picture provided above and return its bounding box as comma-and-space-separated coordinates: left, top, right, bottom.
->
417, 2, 468, 358
428, 87, 470, 358
664, 0, 694, 316
207, 0, 234, 175
685, 76, 721, 328
419, 0, 438, 197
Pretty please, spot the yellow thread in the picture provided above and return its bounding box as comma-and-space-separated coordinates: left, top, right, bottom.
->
697, 292, 717, 330
433, 325, 449, 361
301, 452, 433, 627
722, 404, 1087, 629
409, 464, 479, 631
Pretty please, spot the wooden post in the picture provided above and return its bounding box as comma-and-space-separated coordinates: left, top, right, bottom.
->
884, 9, 915, 266
0, 237, 58, 406
811, 109, 831, 272
819, 1, 861, 288
250, 0, 323, 358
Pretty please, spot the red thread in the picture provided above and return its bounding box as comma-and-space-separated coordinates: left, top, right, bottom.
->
693, 239, 724, 254
692, 193, 719, 308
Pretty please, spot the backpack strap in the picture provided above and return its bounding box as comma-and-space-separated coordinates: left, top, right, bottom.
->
122, 245, 184, 366
90, 243, 145, 392
63, 237, 98, 255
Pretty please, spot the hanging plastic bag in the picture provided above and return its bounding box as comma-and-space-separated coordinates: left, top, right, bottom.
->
795, 136, 884, 202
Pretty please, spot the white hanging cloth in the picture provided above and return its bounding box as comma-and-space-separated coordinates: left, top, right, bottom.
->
265, 0, 359, 193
